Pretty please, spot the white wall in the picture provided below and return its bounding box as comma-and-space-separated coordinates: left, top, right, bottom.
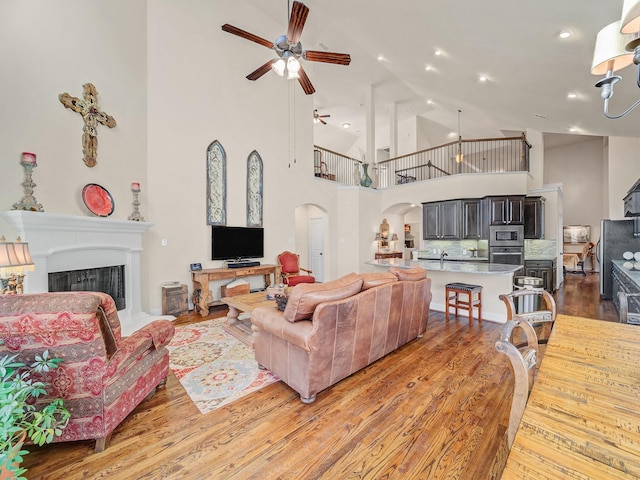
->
0, 0, 149, 301
146, 0, 350, 310
0, 0, 147, 223
608, 136, 640, 220
544, 137, 607, 247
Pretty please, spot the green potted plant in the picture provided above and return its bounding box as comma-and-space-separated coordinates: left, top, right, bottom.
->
0, 349, 71, 480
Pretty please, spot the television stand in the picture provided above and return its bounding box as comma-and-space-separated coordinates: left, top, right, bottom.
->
191, 264, 281, 317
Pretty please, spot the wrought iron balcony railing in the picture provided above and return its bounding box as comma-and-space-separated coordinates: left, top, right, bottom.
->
314, 133, 531, 189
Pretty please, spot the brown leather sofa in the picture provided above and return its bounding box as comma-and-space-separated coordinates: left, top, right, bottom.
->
251, 267, 432, 403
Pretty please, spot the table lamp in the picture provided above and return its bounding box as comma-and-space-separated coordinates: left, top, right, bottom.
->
0, 237, 35, 294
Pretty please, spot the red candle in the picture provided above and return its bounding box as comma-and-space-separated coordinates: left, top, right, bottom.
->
21, 152, 36, 164
131, 182, 141, 192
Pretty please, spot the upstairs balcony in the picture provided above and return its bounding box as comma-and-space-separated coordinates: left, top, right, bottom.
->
314, 133, 531, 189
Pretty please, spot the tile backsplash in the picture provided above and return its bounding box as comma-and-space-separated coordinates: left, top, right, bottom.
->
525, 239, 557, 258
417, 239, 489, 258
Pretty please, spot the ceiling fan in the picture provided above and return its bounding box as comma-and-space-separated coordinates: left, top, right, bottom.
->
313, 109, 330, 125
221, 1, 351, 95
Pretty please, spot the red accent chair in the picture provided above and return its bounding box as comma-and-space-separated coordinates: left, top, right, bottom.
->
0, 291, 175, 452
277, 251, 316, 287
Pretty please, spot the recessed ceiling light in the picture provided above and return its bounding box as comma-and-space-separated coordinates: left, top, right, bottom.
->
569, 126, 578, 132
559, 30, 573, 39
342, 122, 351, 129
479, 75, 488, 82
567, 92, 577, 99
426, 99, 435, 105
434, 49, 442, 56
377, 54, 386, 62
449, 131, 457, 137
425, 64, 433, 71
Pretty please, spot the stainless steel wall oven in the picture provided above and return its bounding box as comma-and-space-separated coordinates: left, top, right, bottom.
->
489, 225, 524, 265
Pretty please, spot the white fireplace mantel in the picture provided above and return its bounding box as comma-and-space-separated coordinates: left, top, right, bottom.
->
0, 210, 172, 335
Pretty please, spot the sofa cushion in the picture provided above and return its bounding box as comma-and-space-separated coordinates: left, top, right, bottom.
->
284, 273, 364, 322
360, 272, 398, 290
390, 267, 426, 281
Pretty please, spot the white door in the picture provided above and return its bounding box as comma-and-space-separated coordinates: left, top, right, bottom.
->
309, 218, 324, 282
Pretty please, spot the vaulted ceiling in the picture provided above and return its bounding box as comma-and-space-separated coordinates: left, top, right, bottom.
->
227, 1, 638, 148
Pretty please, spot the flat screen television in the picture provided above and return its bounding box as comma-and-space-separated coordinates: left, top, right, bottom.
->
211, 226, 264, 261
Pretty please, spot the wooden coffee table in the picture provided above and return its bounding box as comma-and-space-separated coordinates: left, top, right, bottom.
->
222, 291, 279, 346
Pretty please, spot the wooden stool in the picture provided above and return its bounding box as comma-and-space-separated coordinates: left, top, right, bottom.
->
445, 282, 482, 325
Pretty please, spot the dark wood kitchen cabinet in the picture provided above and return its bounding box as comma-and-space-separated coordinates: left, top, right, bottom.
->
524, 258, 556, 293
423, 200, 461, 239
487, 195, 525, 225
524, 196, 545, 239
461, 199, 483, 240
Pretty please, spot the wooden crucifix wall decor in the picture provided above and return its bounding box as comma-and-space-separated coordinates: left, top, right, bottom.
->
58, 83, 116, 167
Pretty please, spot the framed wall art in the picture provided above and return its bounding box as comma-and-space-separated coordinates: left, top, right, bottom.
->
563, 225, 591, 244
206, 140, 227, 225
246, 150, 263, 227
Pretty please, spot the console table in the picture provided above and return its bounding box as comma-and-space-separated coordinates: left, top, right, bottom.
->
192, 264, 281, 316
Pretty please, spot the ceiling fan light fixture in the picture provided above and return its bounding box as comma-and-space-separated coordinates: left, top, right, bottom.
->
287, 56, 301, 73
272, 58, 286, 76
221, 1, 350, 95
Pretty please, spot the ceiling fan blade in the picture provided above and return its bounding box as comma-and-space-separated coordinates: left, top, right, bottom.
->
246, 59, 277, 81
221, 24, 274, 49
297, 66, 315, 95
287, 1, 309, 44
304, 50, 351, 66
320, 118, 327, 125
320, 114, 330, 118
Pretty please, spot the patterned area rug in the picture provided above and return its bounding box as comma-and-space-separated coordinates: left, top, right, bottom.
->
168, 318, 279, 414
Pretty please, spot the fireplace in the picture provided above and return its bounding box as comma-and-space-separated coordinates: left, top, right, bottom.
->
49, 265, 126, 310
0, 210, 169, 335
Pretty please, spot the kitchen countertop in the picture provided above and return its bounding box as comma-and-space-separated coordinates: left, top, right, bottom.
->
612, 259, 640, 288
524, 255, 557, 261
418, 256, 489, 262
366, 259, 522, 275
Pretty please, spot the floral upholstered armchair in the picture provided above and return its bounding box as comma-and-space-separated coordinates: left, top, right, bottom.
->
0, 291, 174, 452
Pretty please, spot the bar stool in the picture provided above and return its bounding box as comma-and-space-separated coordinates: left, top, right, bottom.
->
445, 282, 482, 325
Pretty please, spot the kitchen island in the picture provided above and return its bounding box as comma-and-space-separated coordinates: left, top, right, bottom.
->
365, 259, 522, 323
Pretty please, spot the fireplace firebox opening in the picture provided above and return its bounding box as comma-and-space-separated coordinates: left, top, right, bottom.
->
48, 265, 126, 310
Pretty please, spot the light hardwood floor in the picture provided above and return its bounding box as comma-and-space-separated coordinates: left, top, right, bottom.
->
22, 273, 615, 479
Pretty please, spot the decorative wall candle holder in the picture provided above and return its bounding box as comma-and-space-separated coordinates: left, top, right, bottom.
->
128, 182, 145, 222
12, 152, 44, 212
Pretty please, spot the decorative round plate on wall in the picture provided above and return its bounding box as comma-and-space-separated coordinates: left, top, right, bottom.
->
82, 183, 114, 217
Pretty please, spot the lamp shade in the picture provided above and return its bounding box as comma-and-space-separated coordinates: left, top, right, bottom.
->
621, 0, 640, 34
0, 238, 35, 276
12, 240, 35, 272
391, 234, 399, 241
591, 21, 635, 75
0, 241, 20, 270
